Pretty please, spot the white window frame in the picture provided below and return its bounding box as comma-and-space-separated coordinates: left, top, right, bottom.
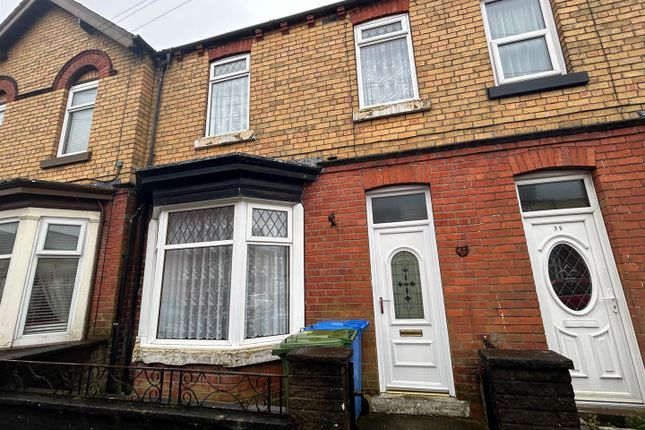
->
480, 0, 567, 85
0, 218, 19, 301
0, 104, 6, 126
138, 198, 304, 354
0, 208, 100, 349
58, 80, 98, 157
205, 54, 251, 137
354, 13, 419, 109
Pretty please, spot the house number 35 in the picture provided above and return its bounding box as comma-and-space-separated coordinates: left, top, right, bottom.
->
554, 225, 563, 231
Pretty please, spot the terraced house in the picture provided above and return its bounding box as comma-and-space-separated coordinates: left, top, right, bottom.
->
0, 0, 644, 428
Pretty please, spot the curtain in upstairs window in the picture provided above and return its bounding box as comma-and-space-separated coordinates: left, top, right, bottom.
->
360, 37, 414, 106
486, 0, 545, 39
209, 75, 249, 136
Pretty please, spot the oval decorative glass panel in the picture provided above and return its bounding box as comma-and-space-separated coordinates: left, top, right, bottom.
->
391, 251, 424, 319
547, 244, 592, 311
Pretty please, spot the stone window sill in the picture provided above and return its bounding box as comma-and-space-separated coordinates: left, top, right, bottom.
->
487, 71, 589, 100
353, 99, 431, 123
132, 341, 280, 368
40, 151, 91, 169
194, 130, 255, 149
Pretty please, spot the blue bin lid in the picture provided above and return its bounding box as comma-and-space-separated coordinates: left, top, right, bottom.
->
305, 320, 369, 331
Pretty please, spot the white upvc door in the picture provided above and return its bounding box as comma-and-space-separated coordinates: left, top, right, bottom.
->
367, 186, 454, 395
517, 172, 645, 406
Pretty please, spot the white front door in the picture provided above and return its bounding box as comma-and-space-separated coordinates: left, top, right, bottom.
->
517, 172, 645, 406
367, 187, 454, 394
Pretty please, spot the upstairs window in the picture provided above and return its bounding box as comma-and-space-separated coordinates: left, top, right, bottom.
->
481, 0, 566, 84
354, 14, 419, 108
0, 104, 5, 126
59, 81, 98, 156
206, 54, 250, 137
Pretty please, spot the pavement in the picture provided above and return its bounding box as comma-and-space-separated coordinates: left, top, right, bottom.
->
357, 413, 487, 430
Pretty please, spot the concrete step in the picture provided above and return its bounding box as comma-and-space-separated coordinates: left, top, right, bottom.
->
357, 413, 486, 430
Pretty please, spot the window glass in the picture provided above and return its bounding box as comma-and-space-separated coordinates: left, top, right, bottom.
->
0, 105, 5, 125
486, 0, 545, 38
245, 245, 289, 338
166, 206, 234, 245
213, 58, 247, 77
157, 246, 232, 340
43, 224, 80, 251
372, 193, 428, 224
252, 209, 288, 238
71, 87, 97, 106
24, 258, 79, 334
355, 15, 418, 107
518, 180, 590, 212
498, 37, 552, 79
548, 244, 592, 311
0, 221, 18, 299
391, 251, 424, 319
360, 38, 414, 106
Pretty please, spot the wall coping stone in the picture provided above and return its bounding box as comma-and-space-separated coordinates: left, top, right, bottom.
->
479, 349, 574, 370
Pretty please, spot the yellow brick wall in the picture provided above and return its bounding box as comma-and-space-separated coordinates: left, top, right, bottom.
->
0, 5, 155, 184
152, 0, 644, 165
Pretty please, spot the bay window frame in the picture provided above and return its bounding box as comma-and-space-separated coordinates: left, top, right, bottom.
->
480, 0, 567, 85
354, 13, 420, 109
0, 219, 19, 301
141, 198, 304, 353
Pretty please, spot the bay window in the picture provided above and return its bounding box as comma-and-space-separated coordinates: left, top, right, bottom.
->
0, 208, 100, 348
139, 199, 303, 362
481, 0, 566, 84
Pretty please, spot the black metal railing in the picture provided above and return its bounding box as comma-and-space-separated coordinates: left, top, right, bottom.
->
0, 359, 285, 414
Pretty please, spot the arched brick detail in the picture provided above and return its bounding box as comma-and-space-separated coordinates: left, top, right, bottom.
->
508, 146, 596, 175
53, 50, 114, 90
208, 39, 253, 62
0, 76, 18, 102
351, 0, 409, 25
361, 164, 430, 190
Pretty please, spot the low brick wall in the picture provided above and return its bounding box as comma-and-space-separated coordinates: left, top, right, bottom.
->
480, 349, 579, 430
286, 346, 354, 430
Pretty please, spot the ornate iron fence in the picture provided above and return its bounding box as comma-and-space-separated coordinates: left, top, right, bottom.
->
0, 359, 285, 414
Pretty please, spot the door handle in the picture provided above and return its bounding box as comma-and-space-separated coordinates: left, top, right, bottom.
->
379, 297, 391, 314
601, 296, 619, 313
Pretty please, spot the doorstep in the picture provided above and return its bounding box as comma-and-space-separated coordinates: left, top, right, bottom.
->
365, 392, 470, 418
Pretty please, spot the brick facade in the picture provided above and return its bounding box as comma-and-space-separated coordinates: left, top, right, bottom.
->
302, 125, 645, 416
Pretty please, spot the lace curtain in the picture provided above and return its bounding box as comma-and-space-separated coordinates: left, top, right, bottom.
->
245, 245, 289, 339
209, 75, 249, 136
360, 37, 414, 106
486, 0, 552, 79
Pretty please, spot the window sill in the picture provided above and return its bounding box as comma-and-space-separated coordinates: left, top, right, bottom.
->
353, 99, 431, 123
195, 130, 255, 149
487, 71, 589, 100
40, 151, 91, 169
133, 340, 281, 368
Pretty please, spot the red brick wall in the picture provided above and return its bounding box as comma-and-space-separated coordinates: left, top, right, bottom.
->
86, 188, 138, 344
302, 125, 645, 416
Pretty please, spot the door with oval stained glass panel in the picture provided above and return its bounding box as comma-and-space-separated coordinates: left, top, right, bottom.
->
518, 174, 644, 405
367, 188, 454, 394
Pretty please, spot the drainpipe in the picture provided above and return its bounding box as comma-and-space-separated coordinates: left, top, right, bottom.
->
146, 51, 171, 166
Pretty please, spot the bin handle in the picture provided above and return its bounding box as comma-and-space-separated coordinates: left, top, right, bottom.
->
379, 297, 391, 314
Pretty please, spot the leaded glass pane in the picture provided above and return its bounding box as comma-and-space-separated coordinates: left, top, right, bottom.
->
24, 257, 79, 334
252, 209, 288, 238
43, 224, 81, 251
548, 244, 592, 311
372, 193, 428, 224
391, 251, 424, 319
0, 221, 18, 254
213, 58, 247, 77
166, 206, 234, 244
518, 180, 590, 212
157, 245, 232, 340
362, 21, 403, 39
